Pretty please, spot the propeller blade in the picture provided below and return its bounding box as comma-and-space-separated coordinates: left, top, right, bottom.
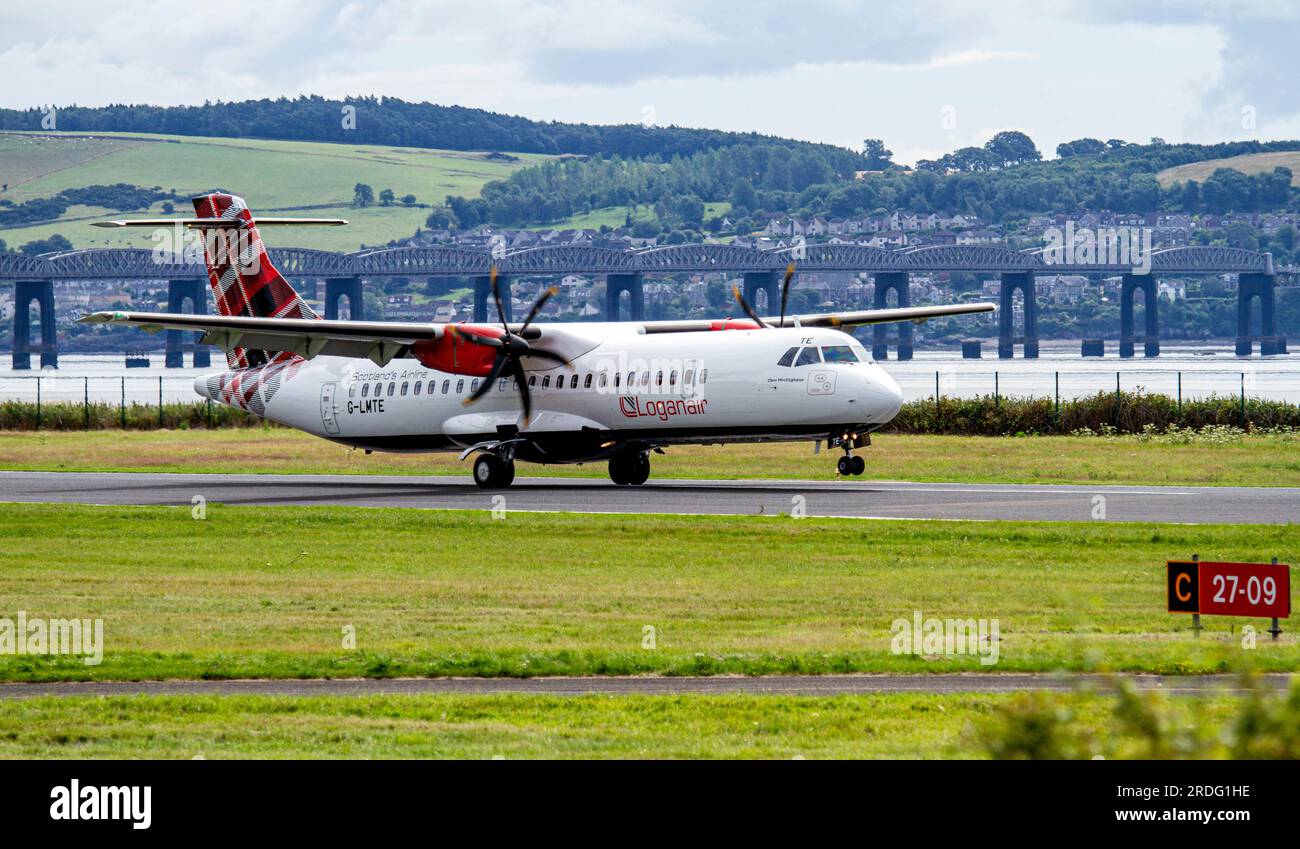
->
523, 347, 572, 368
490, 265, 508, 332
463, 354, 509, 405
510, 359, 532, 425
520, 286, 558, 334
778, 262, 795, 327
449, 325, 504, 348
731, 284, 768, 329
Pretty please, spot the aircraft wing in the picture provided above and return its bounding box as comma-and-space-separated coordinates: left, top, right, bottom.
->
638, 301, 997, 333
78, 310, 440, 367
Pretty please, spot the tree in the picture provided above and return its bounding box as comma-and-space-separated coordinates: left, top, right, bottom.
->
730, 178, 758, 212
862, 138, 893, 170
424, 206, 456, 229
401, 194, 417, 207
353, 183, 374, 207
161, 201, 175, 214
20, 234, 72, 255
984, 131, 1041, 167
379, 188, 396, 206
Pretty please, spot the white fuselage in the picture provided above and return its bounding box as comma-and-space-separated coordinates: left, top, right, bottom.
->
195, 325, 904, 462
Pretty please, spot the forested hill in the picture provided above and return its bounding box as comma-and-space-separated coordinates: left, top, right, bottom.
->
0, 96, 862, 160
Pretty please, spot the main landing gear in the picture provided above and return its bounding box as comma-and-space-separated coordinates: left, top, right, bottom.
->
608, 451, 651, 486
473, 452, 516, 489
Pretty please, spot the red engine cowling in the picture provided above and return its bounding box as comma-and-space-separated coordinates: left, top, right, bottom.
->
411, 325, 503, 377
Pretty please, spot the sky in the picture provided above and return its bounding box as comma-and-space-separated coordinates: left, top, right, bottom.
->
3, 0, 1300, 164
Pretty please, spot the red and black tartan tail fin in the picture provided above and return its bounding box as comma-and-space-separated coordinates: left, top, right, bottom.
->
192, 193, 319, 369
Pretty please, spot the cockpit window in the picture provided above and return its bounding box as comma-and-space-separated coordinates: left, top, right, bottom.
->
777, 347, 798, 367
794, 346, 822, 367
821, 345, 859, 363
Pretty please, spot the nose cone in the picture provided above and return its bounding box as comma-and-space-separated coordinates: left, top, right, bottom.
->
864, 366, 903, 422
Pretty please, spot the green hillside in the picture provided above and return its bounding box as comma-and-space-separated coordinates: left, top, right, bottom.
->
0, 131, 551, 251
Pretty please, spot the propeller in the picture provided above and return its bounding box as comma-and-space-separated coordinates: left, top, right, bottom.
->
731, 262, 797, 328
457, 266, 570, 425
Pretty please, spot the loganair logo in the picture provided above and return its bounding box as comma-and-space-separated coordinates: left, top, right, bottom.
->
620, 395, 709, 421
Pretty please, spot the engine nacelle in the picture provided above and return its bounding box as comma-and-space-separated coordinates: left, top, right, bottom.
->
411, 325, 502, 376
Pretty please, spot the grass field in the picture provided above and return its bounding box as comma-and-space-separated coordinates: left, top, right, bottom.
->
535, 202, 731, 232
1156, 150, 1300, 187
0, 503, 1294, 681
0, 691, 1243, 759
0, 131, 550, 251
2, 429, 1297, 487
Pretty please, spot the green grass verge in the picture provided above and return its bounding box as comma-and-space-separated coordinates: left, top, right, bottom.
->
0, 503, 1295, 681
0, 692, 1230, 759
2, 429, 1298, 487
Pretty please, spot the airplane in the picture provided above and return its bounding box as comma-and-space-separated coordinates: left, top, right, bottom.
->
82, 193, 996, 488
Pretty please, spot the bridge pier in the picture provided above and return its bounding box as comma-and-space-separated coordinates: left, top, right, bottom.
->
998, 272, 1038, 359
325, 277, 364, 321
742, 271, 779, 318
1119, 274, 1159, 358
165, 279, 211, 368
605, 273, 644, 321
871, 273, 912, 360
473, 274, 512, 323
1236, 273, 1277, 356
12, 280, 57, 369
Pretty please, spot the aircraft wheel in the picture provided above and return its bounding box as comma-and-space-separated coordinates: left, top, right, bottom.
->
609, 453, 650, 486
851, 455, 866, 476
836, 456, 852, 476
626, 454, 650, 486
473, 453, 513, 488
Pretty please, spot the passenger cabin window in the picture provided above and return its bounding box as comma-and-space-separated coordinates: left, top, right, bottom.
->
529, 375, 537, 387
456, 379, 464, 394
349, 383, 357, 398
400, 382, 409, 396
613, 373, 621, 388
584, 374, 593, 389
442, 380, 451, 394
361, 383, 370, 398
700, 369, 709, 384
413, 381, 422, 396
470, 379, 479, 394
821, 346, 859, 363
387, 382, 396, 397
372, 382, 381, 397
570, 374, 579, 389
794, 347, 821, 367
554, 375, 563, 389
542, 375, 551, 388
598, 373, 608, 389
777, 347, 798, 367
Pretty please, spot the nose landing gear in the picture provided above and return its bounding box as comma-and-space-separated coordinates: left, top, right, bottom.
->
830, 430, 868, 477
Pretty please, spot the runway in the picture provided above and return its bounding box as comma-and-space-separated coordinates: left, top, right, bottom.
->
0, 470, 1296, 523
0, 674, 1291, 699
